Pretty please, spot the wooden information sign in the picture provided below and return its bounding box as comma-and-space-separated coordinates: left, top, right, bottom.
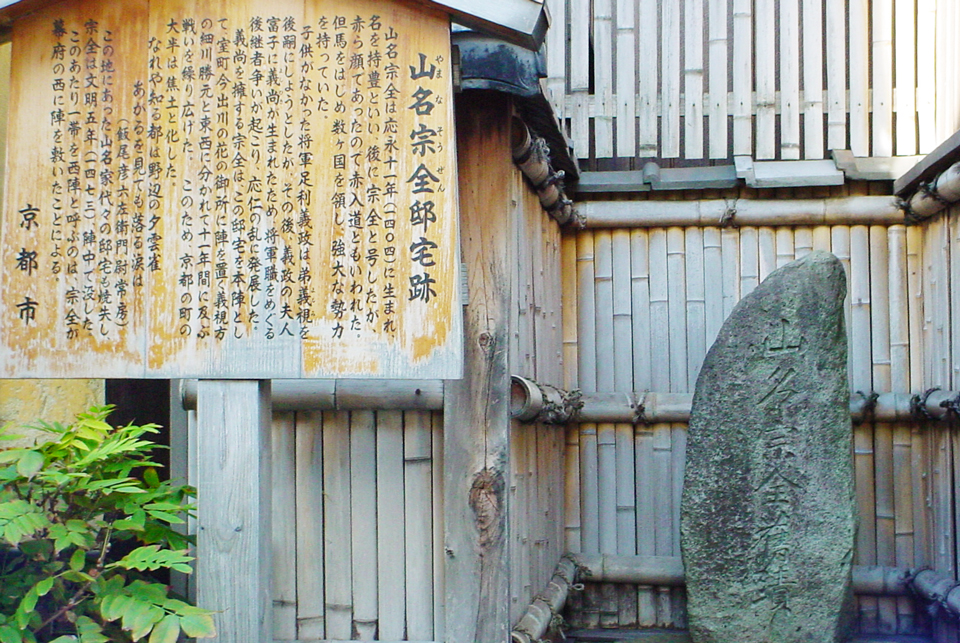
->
0, 0, 462, 379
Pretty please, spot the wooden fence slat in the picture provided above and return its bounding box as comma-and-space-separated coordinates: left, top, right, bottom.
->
661, 0, 682, 158
754, 0, 776, 159
323, 412, 353, 640
638, 0, 659, 157
404, 411, 435, 641
916, 0, 937, 153
849, 0, 871, 155
351, 411, 379, 641
594, 0, 614, 157
569, 0, 590, 92
295, 412, 325, 640
707, 0, 728, 158
273, 414, 298, 640
544, 0, 567, 117
872, 0, 894, 157
376, 411, 407, 641
732, 0, 753, 155
801, 0, 824, 158
684, 0, 705, 159
825, 0, 848, 152
779, 0, 801, 159
431, 413, 445, 641
894, 0, 917, 155
616, 0, 636, 157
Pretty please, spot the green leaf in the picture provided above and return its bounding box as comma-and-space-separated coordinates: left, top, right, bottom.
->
179, 613, 216, 638
147, 614, 179, 643
126, 602, 164, 642
15, 451, 44, 478
69, 547, 86, 572
0, 624, 22, 643
35, 577, 54, 596
100, 592, 135, 622
110, 546, 194, 573
75, 615, 109, 643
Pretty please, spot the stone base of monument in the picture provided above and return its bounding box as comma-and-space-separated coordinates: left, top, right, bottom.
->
565, 629, 933, 643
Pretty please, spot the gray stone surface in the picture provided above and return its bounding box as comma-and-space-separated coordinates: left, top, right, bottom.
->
679, 250, 856, 643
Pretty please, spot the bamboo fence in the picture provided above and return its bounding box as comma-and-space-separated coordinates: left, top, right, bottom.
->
562, 189, 960, 638
545, 0, 960, 166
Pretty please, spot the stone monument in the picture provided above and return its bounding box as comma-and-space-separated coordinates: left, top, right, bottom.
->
680, 250, 856, 643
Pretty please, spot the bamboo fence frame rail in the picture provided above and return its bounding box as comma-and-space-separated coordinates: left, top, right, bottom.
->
510, 376, 960, 426
181, 379, 444, 411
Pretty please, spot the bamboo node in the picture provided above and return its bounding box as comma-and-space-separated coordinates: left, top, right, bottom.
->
938, 391, 960, 420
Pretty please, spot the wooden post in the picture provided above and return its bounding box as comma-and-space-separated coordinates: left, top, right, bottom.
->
195, 380, 272, 642
444, 92, 514, 643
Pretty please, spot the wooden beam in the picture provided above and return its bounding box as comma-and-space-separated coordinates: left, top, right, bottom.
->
195, 380, 272, 642
894, 128, 960, 195
444, 92, 514, 643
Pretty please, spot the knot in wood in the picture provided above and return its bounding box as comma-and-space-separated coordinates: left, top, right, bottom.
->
469, 468, 504, 549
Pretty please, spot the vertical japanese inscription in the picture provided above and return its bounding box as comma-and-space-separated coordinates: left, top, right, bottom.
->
1, 0, 460, 378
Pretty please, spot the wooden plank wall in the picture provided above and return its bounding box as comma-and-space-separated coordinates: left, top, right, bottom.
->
544, 0, 960, 168
509, 172, 567, 623
271, 409, 444, 643
562, 185, 960, 640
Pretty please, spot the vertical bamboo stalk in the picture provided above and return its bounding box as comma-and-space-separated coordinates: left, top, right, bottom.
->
595, 230, 615, 393
580, 424, 600, 554
667, 227, 688, 392
272, 414, 297, 640
594, 0, 614, 158
685, 227, 706, 390
893, 0, 917, 155
295, 412, 324, 639
794, 226, 812, 258
758, 225, 776, 281
703, 227, 724, 349
351, 411, 379, 640
669, 423, 687, 625
563, 234, 580, 391
801, 0, 824, 158
616, 0, 637, 158
613, 230, 634, 392
661, 0, 681, 158
376, 411, 406, 640
721, 226, 740, 319
779, 0, 800, 159
849, 0, 870, 155
871, 225, 893, 393
578, 232, 598, 394
650, 229, 671, 392
597, 423, 618, 555
565, 425, 582, 553
404, 410, 434, 640
631, 229, 652, 390
872, 0, 894, 157
812, 225, 832, 253
323, 412, 353, 640
653, 424, 674, 624
684, 0, 705, 159
708, 0, 728, 158
739, 227, 759, 298
825, 0, 847, 151
732, 0, 753, 155
850, 224, 874, 393
635, 424, 656, 626
775, 227, 795, 268
638, 0, 660, 157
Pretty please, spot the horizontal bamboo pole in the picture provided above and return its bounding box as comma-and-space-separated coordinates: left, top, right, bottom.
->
509, 378, 960, 425
899, 160, 960, 222
574, 554, 960, 610
181, 379, 444, 412
511, 555, 580, 643
579, 196, 902, 228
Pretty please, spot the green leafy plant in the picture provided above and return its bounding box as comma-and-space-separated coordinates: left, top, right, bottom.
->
0, 406, 216, 643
